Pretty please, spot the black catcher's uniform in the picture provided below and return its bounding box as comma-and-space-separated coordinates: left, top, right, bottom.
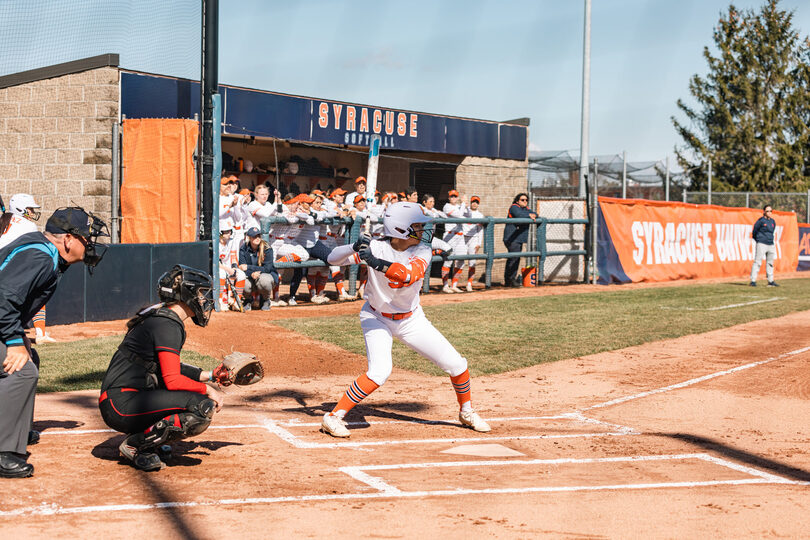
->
99, 306, 210, 434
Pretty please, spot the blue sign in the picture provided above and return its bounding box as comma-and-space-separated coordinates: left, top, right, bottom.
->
121, 71, 527, 160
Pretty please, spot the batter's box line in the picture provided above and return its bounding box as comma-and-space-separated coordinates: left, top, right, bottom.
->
5, 453, 803, 518
338, 452, 803, 496
260, 415, 637, 450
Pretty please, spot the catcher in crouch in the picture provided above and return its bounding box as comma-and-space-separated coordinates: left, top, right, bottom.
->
321, 202, 491, 438
98, 265, 227, 471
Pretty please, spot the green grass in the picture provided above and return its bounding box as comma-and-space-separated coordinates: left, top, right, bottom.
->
35, 336, 217, 393
274, 278, 810, 377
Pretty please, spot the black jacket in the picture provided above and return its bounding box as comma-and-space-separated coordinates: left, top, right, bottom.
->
0, 232, 62, 347
502, 204, 536, 245
752, 216, 776, 245
238, 242, 279, 283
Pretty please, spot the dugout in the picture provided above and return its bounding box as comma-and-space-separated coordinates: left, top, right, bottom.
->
0, 54, 529, 245
0, 55, 533, 321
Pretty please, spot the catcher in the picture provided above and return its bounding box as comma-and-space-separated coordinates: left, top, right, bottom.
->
98, 265, 263, 471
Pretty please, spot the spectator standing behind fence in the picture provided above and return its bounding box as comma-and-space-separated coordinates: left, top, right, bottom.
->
502, 193, 537, 287
749, 204, 779, 287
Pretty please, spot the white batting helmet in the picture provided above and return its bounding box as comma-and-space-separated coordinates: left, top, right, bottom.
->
219, 217, 234, 234
9, 193, 41, 221
383, 202, 433, 243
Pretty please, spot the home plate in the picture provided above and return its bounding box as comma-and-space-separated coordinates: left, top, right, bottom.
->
441, 444, 526, 457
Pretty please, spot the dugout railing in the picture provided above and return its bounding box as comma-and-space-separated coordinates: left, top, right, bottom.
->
260, 215, 588, 295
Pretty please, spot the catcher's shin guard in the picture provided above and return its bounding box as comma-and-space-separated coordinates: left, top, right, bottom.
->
139, 398, 216, 450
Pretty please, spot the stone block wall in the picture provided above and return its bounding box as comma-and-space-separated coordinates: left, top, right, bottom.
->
456, 156, 529, 282
0, 66, 119, 229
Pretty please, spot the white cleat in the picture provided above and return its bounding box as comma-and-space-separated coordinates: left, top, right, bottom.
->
287, 297, 297, 306
321, 413, 350, 438
36, 333, 57, 343
339, 291, 355, 301
442, 284, 454, 294
465, 282, 473, 292
459, 410, 491, 433
313, 294, 330, 304
271, 299, 287, 307
451, 285, 464, 293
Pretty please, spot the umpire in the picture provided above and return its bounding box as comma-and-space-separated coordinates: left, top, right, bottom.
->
0, 207, 108, 478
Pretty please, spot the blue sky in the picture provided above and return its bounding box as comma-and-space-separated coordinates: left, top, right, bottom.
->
3, 0, 809, 161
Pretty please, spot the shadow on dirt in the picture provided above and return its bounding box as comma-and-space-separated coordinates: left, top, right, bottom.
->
243, 388, 313, 406
33, 419, 83, 431
284, 400, 454, 428
656, 432, 810, 482
91, 435, 242, 468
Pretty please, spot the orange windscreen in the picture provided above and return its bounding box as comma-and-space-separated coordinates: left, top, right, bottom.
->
599, 196, 798, 282
121, 118, 199, 243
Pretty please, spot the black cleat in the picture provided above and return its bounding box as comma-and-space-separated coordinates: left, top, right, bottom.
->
749, 281, 756, 287
27, 429, 40, 445
768, 281, 779, 287
120, 436, 163, 472
0, 452, 34, 478
157, 444, 173, 461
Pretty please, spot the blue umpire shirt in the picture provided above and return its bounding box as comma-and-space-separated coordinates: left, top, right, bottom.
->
0, 232, 62, 348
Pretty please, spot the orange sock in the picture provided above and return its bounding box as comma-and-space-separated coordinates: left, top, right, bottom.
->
467, 267, 475, 284
32, 306, 46, 334
332, 374, 379, 416
219, 278, 228, 304
441, 266, 450, 285
452, 267, 463, 287
450, 369, 471, 407
234, 278, 245, 297
333, 271, 345, 295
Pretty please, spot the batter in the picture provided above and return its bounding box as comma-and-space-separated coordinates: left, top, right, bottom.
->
320, 202, 490, 438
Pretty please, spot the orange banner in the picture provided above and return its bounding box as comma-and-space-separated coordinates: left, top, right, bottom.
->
598, 197, 798, 282
121, 118, 199, 244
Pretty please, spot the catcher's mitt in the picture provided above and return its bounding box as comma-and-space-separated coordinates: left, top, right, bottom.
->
212, 351, 264, 386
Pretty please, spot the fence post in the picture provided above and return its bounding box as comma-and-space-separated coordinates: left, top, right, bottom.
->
622, 150, 627, 199
537, 218, 546, 285
484, 216, 495, 288
807, 189, 809, 223
683, 190, 687, 203
423, 221, 434, 295
591, 158, 598, 284
665, 155, 670, 201
707, 159, 712, 205
746, 192, 750, 209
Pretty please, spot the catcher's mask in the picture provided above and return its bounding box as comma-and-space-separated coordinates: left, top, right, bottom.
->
45, 206, 109, 273
157, 264, 215, 327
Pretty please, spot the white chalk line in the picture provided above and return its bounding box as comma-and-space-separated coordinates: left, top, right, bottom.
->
660, 296, 783, 311
261, 413, 638, 449
4, 453, 803, 517
582, 345, 810, 411
38, 424, 265, 437
11, 342, 808, 518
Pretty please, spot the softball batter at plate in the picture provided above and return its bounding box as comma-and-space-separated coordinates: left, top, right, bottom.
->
320, 202, 490, 438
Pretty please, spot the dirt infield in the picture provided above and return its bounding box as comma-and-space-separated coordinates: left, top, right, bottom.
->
4, 279, 810, 538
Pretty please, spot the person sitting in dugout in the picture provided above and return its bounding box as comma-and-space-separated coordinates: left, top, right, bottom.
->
98, 265, 225, 472
238, 227, 279, 311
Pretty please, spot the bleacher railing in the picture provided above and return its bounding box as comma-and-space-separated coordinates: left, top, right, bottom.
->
260, 214, 589, 295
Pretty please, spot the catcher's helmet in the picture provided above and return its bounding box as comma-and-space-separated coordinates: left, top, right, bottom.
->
157, 265, 215, 327
9, 193, 41, 221
382, 202, 433, 244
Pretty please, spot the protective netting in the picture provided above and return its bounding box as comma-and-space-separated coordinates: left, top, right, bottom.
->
528, 150, 689, 200
0, 0, 200, 79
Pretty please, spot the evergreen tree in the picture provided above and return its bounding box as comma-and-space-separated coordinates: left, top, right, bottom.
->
673, 0, 810, 193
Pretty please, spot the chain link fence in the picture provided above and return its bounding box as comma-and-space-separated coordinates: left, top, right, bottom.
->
684, 191, 810, 222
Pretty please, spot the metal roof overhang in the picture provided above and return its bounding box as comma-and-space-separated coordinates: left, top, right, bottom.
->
120, 71, 527, 161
